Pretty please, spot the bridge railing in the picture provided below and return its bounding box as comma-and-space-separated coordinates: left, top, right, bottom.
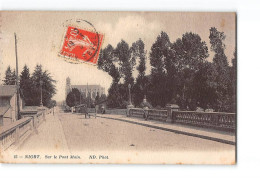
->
129, 108, 144, 118
129, 108, 168, 121
172, 111, 236, 131
73, 107, 127, 115
128, 107, 235, 131
0, 110, 47, 152
105, 109, 127, 115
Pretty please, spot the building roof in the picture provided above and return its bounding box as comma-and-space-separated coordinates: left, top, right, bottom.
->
0, 106, 10, 116
0, 85, 16, 97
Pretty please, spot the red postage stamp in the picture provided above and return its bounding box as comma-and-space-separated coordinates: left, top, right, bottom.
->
60, 26, 103, 65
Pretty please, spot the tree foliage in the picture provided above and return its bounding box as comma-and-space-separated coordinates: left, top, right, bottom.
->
172, 32, 209, 109
3, 66, 16, 85
30, 65, 56, 107
209, 27, 232, 111
149, 32, 171, 107
66, 88, 82, 107
131, 39, 149, 106
97, 28, 236, 112
20, 65, 34, 105
98, 45, 120, 83
115, 40, 135, 85
3, 64, 56, 108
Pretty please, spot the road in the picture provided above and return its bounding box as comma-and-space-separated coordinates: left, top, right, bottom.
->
16, 107, 235, 164
59, 111, 235, 152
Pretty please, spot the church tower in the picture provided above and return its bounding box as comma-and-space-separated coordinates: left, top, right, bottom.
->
65, 77, 71, 98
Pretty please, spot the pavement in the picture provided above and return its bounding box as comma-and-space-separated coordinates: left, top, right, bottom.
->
95, 113, 236, 145
10, 109, 235, 164
58, 112, 234, 151
17, 108, 70, 154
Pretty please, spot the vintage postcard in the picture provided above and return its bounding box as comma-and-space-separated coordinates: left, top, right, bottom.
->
0, 11, 236, 164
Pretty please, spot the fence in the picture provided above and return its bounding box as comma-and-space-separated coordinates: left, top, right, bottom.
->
172, 111, 236, 131
129, 108, 168, 122
128, 107, 235, 131
73, 107, 127, 115
105, 109, 127, 115
0, 109, 48, 151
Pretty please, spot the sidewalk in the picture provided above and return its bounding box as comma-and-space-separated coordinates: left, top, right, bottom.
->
17, 111, 70, 154
96, 114, 236, 145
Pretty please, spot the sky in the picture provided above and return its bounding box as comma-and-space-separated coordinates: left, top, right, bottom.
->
0, 11, 236, 102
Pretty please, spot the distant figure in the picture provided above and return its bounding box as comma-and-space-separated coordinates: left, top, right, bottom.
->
143, 106, 149, 121
196, 107, 204, 112
101, 105, 105, 114
95, 105, 98, 118
205, 104, 214, 112
84, 105, 90, 119
141, 95, 151, 121
53, 107, 55, 115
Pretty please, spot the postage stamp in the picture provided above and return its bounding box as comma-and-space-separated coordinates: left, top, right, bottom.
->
59, 26, 103, 65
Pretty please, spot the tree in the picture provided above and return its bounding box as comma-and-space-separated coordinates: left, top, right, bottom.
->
106, 83, 128, 108
192, 61, 217, 110
98, 44, 123, 108
66, 88, 82, 107
172, 32, 209, 109
98, 45, 120, 83
84, 92, 94, 108
48, 100, 56, 108
114, 40, 134, 85
209, 27, 231, 112
173, 32, 209, 72
229, 50, 237, 112
95, 92, 100, 104
131, 39, 149, 106
31, 64, 56, 107
98, 41, 135, 108
149, 31, 172, 107
99, 94, 107, 102
20, 65, 34, 105
3, 66, 16, 85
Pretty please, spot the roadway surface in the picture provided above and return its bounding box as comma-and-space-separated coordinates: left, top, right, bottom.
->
59, 112, 235, 152
16, 107, 235, 164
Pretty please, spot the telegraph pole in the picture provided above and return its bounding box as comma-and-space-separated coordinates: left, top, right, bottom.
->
14, 33, 21, 120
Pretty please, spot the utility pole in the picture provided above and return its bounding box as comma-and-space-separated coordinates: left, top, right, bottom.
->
14, 33, 20, 120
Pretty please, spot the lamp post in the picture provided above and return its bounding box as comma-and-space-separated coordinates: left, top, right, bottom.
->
40, 80, 43, 107
126, 83, 134, 117
128, 84, 132, 105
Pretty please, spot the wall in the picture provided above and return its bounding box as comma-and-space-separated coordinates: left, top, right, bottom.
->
129, 108, 167, 122
3, 107, 12, 126
172, 111, 236, 131
105, 109, 127, 115
10, 94, 17, 122
0, 97, 10, 106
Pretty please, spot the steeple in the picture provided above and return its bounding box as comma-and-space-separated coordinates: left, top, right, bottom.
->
66, 77, 71, 85
65, 77, 71, 97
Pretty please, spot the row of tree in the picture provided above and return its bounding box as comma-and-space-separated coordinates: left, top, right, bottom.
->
98, 27, 236, 112
2, 64, 57, 108
66, 88, 107, 108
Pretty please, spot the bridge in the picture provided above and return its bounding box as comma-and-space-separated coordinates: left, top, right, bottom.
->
0, 106, 236, 164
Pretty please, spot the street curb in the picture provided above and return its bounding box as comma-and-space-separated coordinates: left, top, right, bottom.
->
97, 115, 235, 146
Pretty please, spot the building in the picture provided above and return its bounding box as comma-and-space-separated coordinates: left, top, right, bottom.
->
65, 77, 105, 99
0, 85, 23, 126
